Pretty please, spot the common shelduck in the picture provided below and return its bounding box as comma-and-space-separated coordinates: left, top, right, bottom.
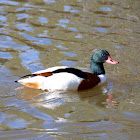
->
15, 50, 119, 91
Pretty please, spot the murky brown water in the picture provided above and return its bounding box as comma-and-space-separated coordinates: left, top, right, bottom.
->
0, 0, 140, 139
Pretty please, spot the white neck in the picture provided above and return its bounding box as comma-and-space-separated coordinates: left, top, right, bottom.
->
97, 74, 107, 84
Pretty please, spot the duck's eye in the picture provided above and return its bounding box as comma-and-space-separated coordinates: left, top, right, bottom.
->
102, 53, 105, 56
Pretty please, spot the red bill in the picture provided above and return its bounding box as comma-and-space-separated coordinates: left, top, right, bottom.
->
106, 56, 119, 64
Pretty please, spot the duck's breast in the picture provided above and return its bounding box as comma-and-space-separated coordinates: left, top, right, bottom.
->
78, 73, 101, 90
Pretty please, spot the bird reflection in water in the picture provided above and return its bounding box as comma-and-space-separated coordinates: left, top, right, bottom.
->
17, 80, 118, 109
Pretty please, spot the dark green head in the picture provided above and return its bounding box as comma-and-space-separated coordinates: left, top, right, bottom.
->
91, 50, 110, 63
90, 50, 119, 75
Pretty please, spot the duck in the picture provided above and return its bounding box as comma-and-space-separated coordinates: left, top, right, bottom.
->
15, 50, 119, 92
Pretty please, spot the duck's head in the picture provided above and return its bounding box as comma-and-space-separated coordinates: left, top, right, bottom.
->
91, 49, 119, 64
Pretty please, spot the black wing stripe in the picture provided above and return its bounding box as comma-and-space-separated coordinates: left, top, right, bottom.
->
52, 68, 88, 79
15, 68, 88, 83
